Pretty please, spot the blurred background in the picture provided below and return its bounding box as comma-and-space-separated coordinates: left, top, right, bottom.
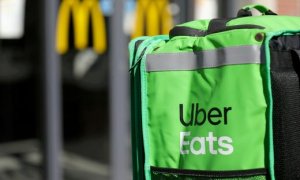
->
0, 0, 298, 180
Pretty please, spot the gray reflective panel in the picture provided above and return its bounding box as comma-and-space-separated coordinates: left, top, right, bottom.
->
146, 45, 263, 72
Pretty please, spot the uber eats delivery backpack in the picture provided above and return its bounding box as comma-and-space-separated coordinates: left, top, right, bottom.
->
129, 4, 300, 180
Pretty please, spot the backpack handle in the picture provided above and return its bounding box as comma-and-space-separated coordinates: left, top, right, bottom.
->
237, 4, 277, 17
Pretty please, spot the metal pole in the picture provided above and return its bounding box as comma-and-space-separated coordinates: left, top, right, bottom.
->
178, 0, 195, 22
41, 0, 62, 179
186, 0, 195, 21
109, 0, 131, 180
218, 0, 240, 18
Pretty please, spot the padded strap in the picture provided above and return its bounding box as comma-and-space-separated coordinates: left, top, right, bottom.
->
169, 18, 265, 38
237, 4, 277, 17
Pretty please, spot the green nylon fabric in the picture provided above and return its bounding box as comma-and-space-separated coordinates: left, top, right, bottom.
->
154, 29, 263, 53
129, 36, 151, 180
146, 65, 267, 171
130, 36, 169, 180
141, 40, 170, 180
140, 24, 267, 169
264, 32, 276, 180
131, 7, 300, 180
139, 30, 268, 180
173, 15, 300, 34
129, 36, 148, 67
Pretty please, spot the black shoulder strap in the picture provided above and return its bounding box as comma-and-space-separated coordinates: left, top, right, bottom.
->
207, 18, 232, 34
169, 26, 206, 38
169, 18, 264, 38
237, 8, 277, 17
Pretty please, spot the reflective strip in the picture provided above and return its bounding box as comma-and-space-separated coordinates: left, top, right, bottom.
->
146, 45, 262, 72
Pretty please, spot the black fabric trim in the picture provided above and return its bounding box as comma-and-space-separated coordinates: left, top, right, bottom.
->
210, 24, 265, 34
151, 166, 267, 178
207, 18, 232, 34
237, 9, 277, 17
269, 35, 300, 179
130, 40, 145, 68
291, 49, 300, 63
169, 26, 206, 38
134, 40, 145, 58
266, 9, 277, 15
269, 35, 300, 51
169, 18, 265, 38
135, 40, 145, 50
237, 9, 253, 17
129, 48, 147, 72
269, 35, 300, 70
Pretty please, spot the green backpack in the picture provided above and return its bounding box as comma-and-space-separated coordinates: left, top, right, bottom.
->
129, 4, 300, 180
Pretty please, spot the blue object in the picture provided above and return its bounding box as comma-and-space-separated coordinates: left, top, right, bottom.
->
100, 0, 135, 16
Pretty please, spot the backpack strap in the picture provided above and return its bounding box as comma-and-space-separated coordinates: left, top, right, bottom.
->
237, 4, 277, 17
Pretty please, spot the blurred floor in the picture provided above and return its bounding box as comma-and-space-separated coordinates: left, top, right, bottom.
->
0, 139, 109, 180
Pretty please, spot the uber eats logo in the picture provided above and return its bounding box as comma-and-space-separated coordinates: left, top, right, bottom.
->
179, 103, 234, 156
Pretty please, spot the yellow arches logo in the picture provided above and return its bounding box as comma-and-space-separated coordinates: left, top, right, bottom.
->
56, 0, 107, 54
56, 0, 174, 54
132, 0, 173, 38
